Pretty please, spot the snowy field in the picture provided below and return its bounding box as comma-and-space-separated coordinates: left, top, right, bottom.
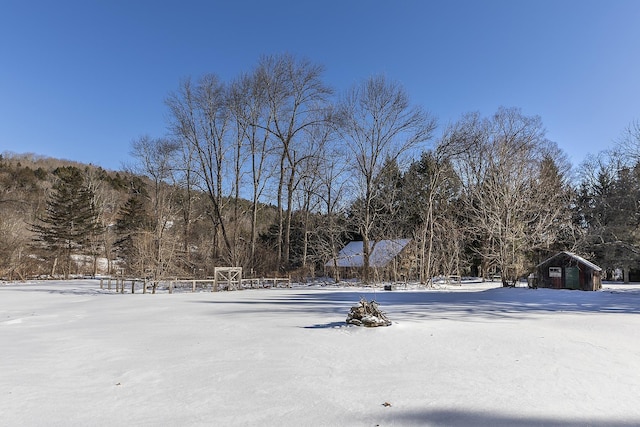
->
2, 279, 640, 426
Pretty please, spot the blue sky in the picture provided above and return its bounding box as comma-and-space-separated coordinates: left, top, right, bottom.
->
1, 0, 639, 171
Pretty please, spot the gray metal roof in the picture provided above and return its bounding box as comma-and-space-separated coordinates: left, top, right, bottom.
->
326, 239, 412, 268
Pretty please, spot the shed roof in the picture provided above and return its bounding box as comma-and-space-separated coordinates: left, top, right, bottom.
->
537, 251, 602, 272
326, 239, 411, 268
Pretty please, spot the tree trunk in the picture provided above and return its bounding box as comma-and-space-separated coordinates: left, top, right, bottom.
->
276, 154, 286, 270
362, 233, 371, 285
284, 163, 296, 268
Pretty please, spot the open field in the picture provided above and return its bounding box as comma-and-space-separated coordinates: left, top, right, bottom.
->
2, 280, 640, 426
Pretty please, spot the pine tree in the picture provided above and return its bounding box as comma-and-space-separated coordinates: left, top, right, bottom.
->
576, 160, 640, 280
31, 166, 103, 278
113, 178, 153, 276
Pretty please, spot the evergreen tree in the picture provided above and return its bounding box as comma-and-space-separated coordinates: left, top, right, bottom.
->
576, 159, 640, 280
401, 150, 462, 282
373, 158, 405, 235
113, 178, 153, 276
31, 166, 102, 278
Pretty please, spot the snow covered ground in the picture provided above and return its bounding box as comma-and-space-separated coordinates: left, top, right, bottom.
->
2, 279, 640, 426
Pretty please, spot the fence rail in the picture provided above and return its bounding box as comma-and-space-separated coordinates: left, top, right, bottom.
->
99, 275, 291, 294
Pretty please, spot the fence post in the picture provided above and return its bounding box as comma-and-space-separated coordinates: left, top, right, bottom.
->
107, 278, 112, 290
143, 278, 147, 294
169, 280, 173, 294
131, 280, 135, 294
100, 278, 104, 289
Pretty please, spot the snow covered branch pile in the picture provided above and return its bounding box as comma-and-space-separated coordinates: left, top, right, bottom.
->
346, 298, 392, 327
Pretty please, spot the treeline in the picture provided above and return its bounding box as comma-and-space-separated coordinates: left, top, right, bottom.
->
2, 54, 639, 283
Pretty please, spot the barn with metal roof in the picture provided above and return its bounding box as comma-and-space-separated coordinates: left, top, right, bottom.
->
325, 239, 413, 281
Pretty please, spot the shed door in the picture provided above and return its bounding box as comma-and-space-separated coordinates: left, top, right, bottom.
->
565, 267, 580, 289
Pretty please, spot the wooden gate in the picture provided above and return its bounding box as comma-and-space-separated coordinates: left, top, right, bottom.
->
214, 267, 242, 291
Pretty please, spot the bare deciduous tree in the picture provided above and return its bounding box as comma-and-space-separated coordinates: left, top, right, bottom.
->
227, 72, 275, 273
166, 75, 236, 265
254, 54, 333, 270
292, 118, 339, 274
338, 75, 437, 283
446, 107, 571, 285
614, 120, 640, 165
0, 213, 31, 280
129, 136, 181, 288
312, 133, 350, 281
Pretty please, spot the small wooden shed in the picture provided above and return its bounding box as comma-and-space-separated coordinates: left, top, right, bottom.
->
534, 251, 602, 291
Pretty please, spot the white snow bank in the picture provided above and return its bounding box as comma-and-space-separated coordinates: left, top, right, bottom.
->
2, 280, 640, 426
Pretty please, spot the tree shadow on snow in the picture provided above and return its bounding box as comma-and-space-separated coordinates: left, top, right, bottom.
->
0, 280, 117, 296
195, 286, 640, 324
380, 407, 640, 427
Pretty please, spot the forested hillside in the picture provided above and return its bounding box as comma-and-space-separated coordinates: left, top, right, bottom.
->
2, 54, 639, 283
0, 153, 281, 281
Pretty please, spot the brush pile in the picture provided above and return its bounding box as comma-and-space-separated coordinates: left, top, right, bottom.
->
346, 298, 392, 327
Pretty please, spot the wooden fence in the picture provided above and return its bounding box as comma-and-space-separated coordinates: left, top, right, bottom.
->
99, 274, 291, 294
